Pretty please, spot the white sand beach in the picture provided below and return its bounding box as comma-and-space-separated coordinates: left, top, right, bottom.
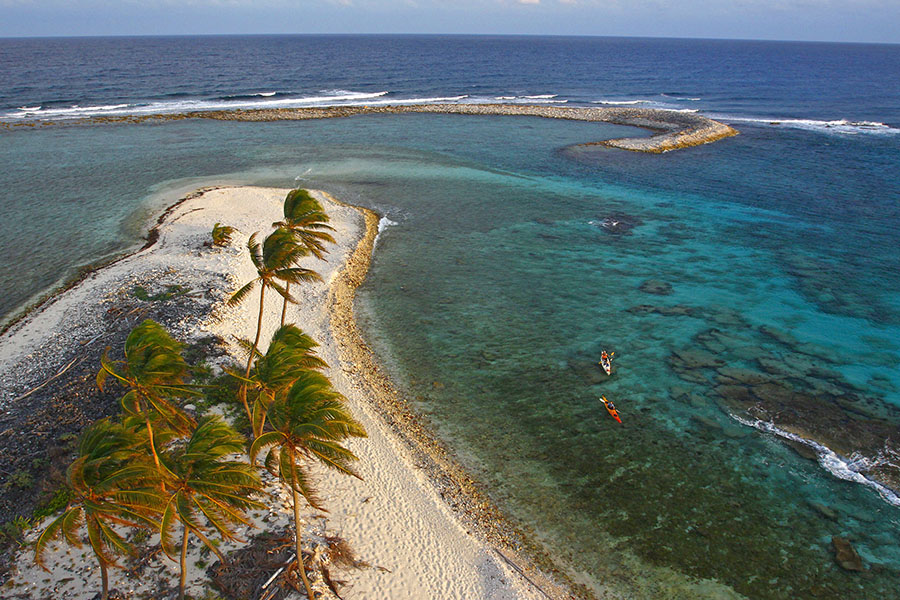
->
0, 186, 567, 600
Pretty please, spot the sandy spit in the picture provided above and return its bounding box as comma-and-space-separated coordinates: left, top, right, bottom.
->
1, 186, 572, 600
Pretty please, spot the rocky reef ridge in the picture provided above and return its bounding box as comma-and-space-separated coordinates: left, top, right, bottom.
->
4, 103, 739, 154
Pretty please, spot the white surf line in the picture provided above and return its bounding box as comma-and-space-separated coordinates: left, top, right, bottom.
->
373, 216, 397, 249
731, 413, 900, 508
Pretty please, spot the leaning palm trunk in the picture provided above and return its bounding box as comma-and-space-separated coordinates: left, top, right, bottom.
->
179, 528, 189, 600
292, 485, 315, 599
144, 415, 161, 470
99, 561, 109, 600
34, 419, 165, 600
280, 282, 290, 326
240, 283, 267, 422
159, 416, 263, 600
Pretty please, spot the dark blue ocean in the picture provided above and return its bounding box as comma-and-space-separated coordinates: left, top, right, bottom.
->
1, 35, 899, 599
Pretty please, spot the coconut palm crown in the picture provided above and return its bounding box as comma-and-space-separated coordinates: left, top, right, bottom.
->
273, 190, 335, 326
230, 325, 329, 436
156, 415, 264, 600
97, 319, 198, 469
211, 222, 237, 247
34, 419, 162, 600
273, 189, 335, 261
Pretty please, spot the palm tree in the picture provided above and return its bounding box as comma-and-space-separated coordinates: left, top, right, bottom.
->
249, 371, 366, 599
157, 415, 264, 600
97, 320, 198, 471
273, 189, 336, 326
34, 419, 163, 600
274, 189, 335, 260
227, 228, 322, 421
211, 222, 237, 247
230, 325, 329, 436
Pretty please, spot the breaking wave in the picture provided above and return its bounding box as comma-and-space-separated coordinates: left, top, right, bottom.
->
492, 95, 567, 104
731, 414, 900, 508
374, 216, 398, 249
1, 91, 489, 120
719, 115, 900, 136
593, 100, 651, 105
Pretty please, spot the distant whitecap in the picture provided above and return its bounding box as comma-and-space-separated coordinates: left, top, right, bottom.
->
720, 115, 900, 136
593, 100, 651, 105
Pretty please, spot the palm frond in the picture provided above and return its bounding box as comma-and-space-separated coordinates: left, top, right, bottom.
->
227, 279, 257, 307
304, 439, 362, 479
231, 336, 264, 360
34, 510, 75, 570
247, 233, 263, 270
274, 266, 322, 285
268, 281, 296, 305
282, 449, 325, 510
187, 522, 226, 562
159, 503, 181, 561
97, 351, 129, 391
60, 503, 85, 547
269, 325, 317, 349
249, 431, 284, 463
96, 518, 134, 560
86, 517, 120, 568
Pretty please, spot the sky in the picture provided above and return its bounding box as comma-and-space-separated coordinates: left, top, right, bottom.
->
1, 0, 899, 44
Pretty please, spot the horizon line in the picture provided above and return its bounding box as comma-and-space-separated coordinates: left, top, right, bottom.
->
1, 32, 898, 47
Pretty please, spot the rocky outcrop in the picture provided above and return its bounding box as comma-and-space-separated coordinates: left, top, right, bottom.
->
832, 536, 864, 572
638, 279, 674, 295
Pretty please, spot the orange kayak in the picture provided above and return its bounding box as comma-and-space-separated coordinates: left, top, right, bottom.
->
598, 351, 614, 375
600, 396, 622, 423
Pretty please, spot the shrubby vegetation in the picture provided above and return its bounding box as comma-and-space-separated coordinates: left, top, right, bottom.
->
210, 223, 236, 247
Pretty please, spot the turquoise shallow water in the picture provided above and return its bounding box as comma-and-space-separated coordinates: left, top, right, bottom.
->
2, 114, 900, 598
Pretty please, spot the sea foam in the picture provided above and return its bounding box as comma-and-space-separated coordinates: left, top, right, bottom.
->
3, 91, 393, 119
219, 91, 284, 100
661, 94, 701, 101
1, 91, 494, 120
720, 115, 900, 136
490, 95, 567, 104
594, 100, 651, 105
353, 95, 468, 106
374, 216, 398, 249
731, 414, 900, 508
9, 103, 132, 118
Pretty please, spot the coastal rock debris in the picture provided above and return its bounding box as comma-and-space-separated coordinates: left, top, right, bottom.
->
831, 536, 864, 572
638, 279, 674, 295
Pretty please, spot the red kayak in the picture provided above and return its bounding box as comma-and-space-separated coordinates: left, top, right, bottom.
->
600, 396, 622, 423
598, 350, 614, 375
